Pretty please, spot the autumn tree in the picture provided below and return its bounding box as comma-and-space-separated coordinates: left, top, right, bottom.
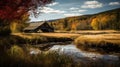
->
91, 18, 101, 30
0, 0, 52, 35
91, 12, 120, 30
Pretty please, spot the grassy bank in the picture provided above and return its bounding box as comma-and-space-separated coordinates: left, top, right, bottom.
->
13, 33, 80, 39
0, 35, 74, 67
0, 45, 74, 67
12, 33, 80, 45
74, 34, 120, 55
0, 34, 74, 52
0, 45, 120, 67
0, 34, 120, 67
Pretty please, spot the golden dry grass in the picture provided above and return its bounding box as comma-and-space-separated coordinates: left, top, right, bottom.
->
0, 45, 74, 67
1, 31, 120, 67
12, 31, 120, 54
12, 33, 80, 39
12, 30, 120, 39
74, 34, 120, 54
72, 30, 120, 34
75, 34, 120, 45
11, 33, 79, 45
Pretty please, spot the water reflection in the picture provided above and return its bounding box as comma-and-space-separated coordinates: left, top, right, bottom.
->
30, 44, 119, 61
49, 44, 119, 61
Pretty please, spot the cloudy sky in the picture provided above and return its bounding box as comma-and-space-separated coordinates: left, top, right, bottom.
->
30, 0, 120, 21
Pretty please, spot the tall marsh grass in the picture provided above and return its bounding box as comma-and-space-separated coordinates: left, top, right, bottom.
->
74, 34, 120, 54
0, 45, 120, 67
0, 33, 120, 67
15, 33, 74, 45
0, 45, 74, 67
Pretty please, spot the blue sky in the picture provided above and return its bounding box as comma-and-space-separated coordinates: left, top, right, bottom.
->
30, 0, 120, 21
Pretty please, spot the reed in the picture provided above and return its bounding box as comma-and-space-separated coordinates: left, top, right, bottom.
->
74, 34, 120, 54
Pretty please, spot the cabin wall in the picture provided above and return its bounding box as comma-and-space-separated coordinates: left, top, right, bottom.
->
36, 23, 54, 32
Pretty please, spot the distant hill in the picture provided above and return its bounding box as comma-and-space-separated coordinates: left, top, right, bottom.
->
48, 8, 120, 31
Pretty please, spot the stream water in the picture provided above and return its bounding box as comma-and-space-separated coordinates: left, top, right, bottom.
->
30, 43, 119, 62
50, 44, 119, 61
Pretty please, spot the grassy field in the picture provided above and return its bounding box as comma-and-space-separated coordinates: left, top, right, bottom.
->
12, 33, 80, 45
56, 30, 120, 34
13, 33, 80, 39
0, 30, 120, 67
12, 30, 120, 55
74, 30, 120, 33
74, 34, 120, 55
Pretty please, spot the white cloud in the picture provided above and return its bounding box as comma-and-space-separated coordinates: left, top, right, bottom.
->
69, 7, 87, 13
78, 10, 87, 12
64, 13, 83, 17
47, 2, 59, 6
109, 2, 120, 6
70, 7, 79, 10
41, 7, 65, 14
72, 9, 87, 13
81, 1, 103, 9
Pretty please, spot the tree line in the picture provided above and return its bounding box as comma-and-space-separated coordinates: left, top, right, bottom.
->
49, 8, 120, 31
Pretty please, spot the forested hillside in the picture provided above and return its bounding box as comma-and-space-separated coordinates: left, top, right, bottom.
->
48, 8, 120, 31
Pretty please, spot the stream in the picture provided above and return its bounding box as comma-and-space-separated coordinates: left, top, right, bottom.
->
30, 42, 119, 62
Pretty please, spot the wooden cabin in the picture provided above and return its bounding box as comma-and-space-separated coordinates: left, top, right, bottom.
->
23, 22, 54, 33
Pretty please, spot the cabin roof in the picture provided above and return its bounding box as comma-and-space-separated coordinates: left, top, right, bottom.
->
24, 22, 45, 30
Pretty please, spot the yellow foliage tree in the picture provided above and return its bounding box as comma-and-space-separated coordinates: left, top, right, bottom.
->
71, 22, 77, 31
91, 18, 100, 30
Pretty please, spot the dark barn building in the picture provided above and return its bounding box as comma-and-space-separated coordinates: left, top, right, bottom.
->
24, 22, 54, 33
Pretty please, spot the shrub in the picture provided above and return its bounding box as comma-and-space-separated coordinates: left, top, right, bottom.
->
7, 45, 25, 59
0, 26, 11, 36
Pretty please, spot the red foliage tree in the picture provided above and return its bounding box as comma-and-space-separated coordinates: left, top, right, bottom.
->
0, 0, 52, 21
0, 0, 52, 35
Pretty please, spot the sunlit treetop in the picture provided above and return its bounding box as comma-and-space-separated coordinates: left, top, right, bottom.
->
0, 0, 53, 21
